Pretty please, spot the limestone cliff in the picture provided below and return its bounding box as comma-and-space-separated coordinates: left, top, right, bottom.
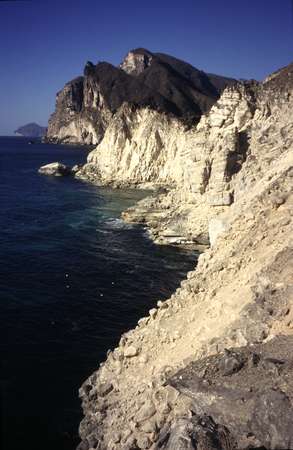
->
46, 49, 235, 145
76, 62, 293, 450
78, 82, 255, 194
77, 81, 257, 244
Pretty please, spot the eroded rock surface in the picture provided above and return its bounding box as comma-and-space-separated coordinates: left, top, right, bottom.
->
168, 337, 293, 450
76, 61, 293, 449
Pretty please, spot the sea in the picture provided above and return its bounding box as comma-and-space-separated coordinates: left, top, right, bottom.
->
0, 137, 197, 450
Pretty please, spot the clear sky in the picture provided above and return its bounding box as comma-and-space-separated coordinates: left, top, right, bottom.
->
0, 0, 292, 135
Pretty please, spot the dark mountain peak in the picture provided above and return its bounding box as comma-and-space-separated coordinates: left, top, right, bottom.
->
47, 49, 237, 144
84, 61, 126, 79
120, 49, 236, 105
155, 52, 200, 73
82, 58, 178, 116
130, 48, 154, 57
120, 48, 154, 76
96, 61, 124, 73
84, 61, 95, 76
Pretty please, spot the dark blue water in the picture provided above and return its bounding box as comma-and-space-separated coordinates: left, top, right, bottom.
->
0, 137, 197, 450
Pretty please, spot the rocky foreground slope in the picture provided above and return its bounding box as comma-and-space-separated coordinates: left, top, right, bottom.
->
46, 49, 235, 145
74, 60, 293, 450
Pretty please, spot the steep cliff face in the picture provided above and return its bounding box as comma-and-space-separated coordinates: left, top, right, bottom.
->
46, 49, 235, 144
78, 106, 186, 185
46, 71, 110, 145
80, 82, 254, 196
77, 62, 293, 450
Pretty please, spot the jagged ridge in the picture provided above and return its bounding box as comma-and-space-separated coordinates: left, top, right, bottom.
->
46, 48, 236, 144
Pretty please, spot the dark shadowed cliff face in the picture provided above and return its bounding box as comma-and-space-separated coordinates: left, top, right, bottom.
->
125, 49, 236, 119
46, 48, 236, 144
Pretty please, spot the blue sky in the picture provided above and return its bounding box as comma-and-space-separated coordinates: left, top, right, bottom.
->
0, 0, 292, 135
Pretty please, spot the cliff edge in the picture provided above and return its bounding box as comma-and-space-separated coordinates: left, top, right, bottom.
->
75, 61, 293, 449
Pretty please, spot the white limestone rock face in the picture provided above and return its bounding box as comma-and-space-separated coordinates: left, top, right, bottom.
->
78, 105, 187, 186
50, 119, 102, 145
79, 70, 293, 250
79, 83, 255, 202
208, 218, 230, 246
76, 83, 257, 245
183, 84, 255, 202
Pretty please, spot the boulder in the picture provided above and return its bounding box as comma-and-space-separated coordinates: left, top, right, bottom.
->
72, 164, 82, 174
124, 345, 139, 357
38, 162, 72, 176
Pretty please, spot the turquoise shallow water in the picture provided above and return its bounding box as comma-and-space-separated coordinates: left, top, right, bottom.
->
0, 137, 197, 450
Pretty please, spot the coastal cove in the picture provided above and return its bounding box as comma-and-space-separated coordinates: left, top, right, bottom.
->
1, 0, 293, 446
0, 138, 198, 450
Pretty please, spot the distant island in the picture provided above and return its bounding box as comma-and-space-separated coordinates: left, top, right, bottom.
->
15, 123, 47, 137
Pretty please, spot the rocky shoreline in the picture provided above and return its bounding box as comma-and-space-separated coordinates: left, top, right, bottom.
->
77, 166, 292, 449
46, 52, 293, 449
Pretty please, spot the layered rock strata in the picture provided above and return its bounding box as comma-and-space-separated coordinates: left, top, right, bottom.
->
76, 62, 293, 449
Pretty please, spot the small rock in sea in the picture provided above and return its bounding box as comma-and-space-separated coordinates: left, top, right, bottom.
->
71, 164, 81, 174
124, 345, 139, 357
38, 162, 72, 176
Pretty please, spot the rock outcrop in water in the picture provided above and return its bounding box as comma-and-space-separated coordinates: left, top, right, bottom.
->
46, 49, 235, 145
38, 162, 72, 176
75, 60, 293, 450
